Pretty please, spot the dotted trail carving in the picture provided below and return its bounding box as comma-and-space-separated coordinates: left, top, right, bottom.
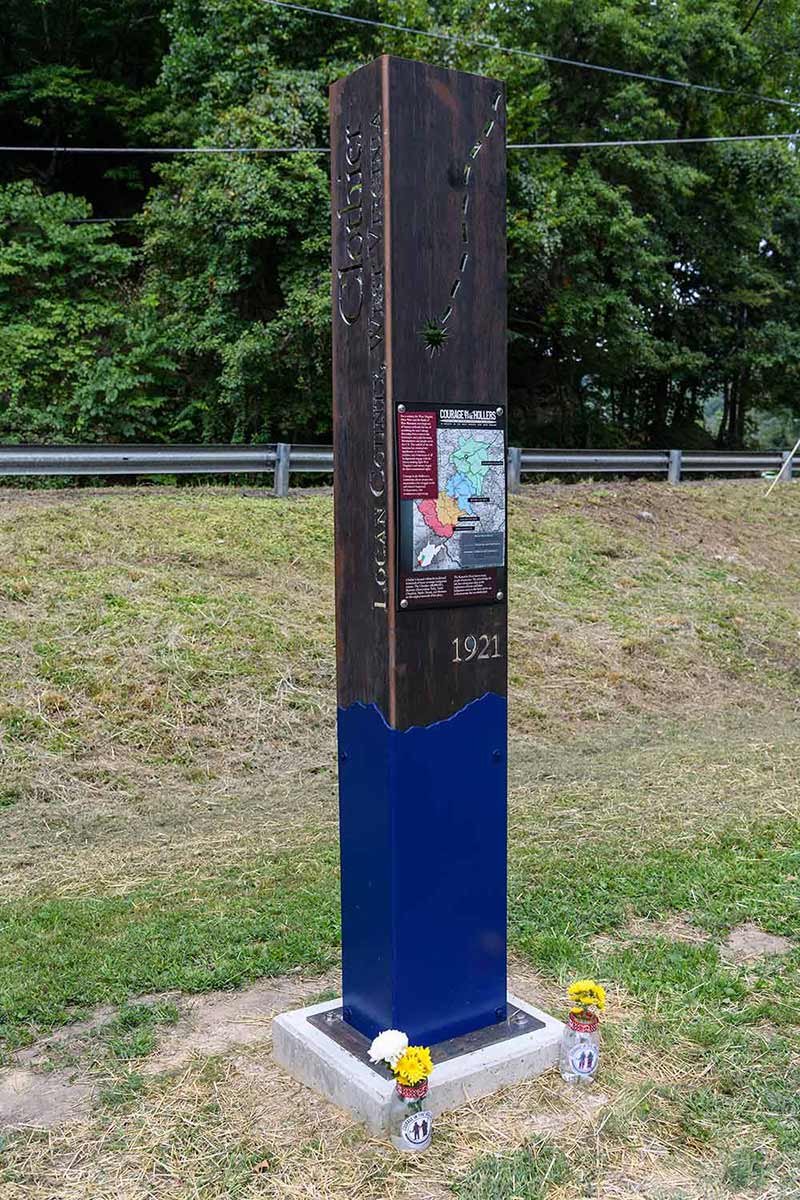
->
421, 91, 503, 356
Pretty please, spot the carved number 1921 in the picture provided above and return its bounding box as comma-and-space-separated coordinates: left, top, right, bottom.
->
452, 634, 502, 663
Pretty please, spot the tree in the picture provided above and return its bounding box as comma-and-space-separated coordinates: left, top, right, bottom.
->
0, 1, 167, 208
0, 182, 135, 440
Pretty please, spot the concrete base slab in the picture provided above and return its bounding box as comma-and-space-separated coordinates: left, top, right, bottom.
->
272, 994, 563, 1132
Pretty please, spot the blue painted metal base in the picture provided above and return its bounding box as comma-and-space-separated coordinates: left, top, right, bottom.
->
337, 694, 507, 1046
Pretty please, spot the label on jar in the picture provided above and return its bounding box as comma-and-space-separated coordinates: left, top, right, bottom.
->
569, 1042, 599, 1076
401, 1110, 433, 1149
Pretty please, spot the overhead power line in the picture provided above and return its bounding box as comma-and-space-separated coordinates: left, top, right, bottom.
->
509, 131, 799, 149
1, 132, 798, 156
260, 0, 800, 111
0, 145, 330, 155
65, 217, 137, 224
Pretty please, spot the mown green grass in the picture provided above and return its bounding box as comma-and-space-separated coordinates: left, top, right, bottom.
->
512, 819, 800, 964
99, 1000, 181, 1062
0, 849, 340, 1052
453, 1139, 572, 1199
3, 819, 797, 1071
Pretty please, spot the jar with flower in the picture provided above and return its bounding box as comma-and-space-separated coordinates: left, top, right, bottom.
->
369, 1029, 434, 1152
559, 978, 606, 1085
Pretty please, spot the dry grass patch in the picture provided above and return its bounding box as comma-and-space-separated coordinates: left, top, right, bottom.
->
509, 480, 800, 733
590, 914, 711, 956
3, 480, 800, 899
4, 480, 800, 899
1, 488, 338, 898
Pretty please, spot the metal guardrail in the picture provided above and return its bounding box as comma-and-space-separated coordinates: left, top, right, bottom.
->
0, 443, 334, 493
519, 450, 670, 475
513, 448, 793, 490
0, 444, 291, 476
0, 443, 793, 495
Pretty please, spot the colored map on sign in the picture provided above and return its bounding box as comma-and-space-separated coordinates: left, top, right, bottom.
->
452, 436, 492, 495
418, 492, 462, 537
413, 428, 505, 572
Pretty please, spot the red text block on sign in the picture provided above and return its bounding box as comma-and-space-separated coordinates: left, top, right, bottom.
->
397, 409, 438, 499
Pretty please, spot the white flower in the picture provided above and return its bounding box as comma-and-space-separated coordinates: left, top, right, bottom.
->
368, 1028, 408, 1068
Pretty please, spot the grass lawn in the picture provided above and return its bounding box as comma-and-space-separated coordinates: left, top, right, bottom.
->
1, 479, 799, 1198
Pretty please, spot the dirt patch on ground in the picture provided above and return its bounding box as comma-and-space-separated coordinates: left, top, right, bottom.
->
721, 921, 793, 963
142, 970, 338, 1076
1, 971, 337, 1131
12, 1007, 116, 1070
1, 965, 556, 1137
624, 914, 710, 944
0, 1067, 95, 1131
589, 914, 795, 967
590, 913, 711, 954
0, 962, 777, 1198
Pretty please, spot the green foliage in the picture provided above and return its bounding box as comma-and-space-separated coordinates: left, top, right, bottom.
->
499, 0, 800, 445
139, 150, 331, 439
0, 182, 134, 439
0, 0, 166, 153
2, 1, 800, 445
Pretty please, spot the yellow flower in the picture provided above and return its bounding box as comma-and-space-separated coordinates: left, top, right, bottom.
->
567, 979, 606, 1012
393, 1045, 433, 1086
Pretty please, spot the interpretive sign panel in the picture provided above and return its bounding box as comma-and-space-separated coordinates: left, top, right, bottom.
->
397, 403, 506, 609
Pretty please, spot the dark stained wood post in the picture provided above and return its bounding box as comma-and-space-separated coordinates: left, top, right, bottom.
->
330, 56, 507, 1046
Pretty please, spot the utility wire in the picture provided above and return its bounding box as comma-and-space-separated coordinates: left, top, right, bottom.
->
509, 131, 799, 149
2, 132, 798, 155
65, 217, 138, 224
0, 145, 330, 155
260, 0, 800, 111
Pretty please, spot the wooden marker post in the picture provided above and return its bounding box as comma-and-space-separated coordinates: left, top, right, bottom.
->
331, 56, 507, 1046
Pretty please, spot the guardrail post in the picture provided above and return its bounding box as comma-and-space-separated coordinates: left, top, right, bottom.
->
781, 450, 794, 483
274, 442, 291, 497
668, 449, 682, 485
507, 446, 522, 494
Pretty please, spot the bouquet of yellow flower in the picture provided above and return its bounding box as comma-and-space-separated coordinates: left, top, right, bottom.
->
392, 1044, 434, 1087
567, 978, 606, 1020
368, 1029, 434, 1086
